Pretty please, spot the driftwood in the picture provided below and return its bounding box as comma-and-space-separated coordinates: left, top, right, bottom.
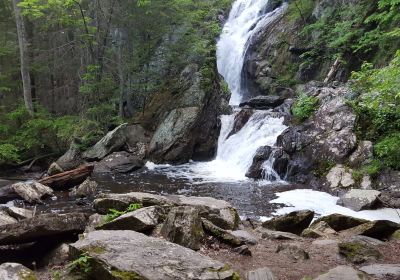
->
324, 58, 341, 84
38, 164, 94, 190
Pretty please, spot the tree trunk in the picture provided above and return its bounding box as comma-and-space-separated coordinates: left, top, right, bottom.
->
12, 0, 34, 115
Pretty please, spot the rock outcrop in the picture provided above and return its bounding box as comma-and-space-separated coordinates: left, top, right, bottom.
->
93, 151, 144, 175
337, 189, 381, 211
262, 210, 314, 235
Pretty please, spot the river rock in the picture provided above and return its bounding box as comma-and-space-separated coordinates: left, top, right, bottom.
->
262, 210, 314, 234
348, 235, 384, 246
246, 146, 273, 179
93, 151, 144, 174
341, 220, 400, 240
349, 141, 373, 167
257, 228, 300, 240
301, 221, 337, 238
10, 181, 53, 204
246, 267, 276, 280
246, 146, 289, 180
338, 241, 381, 264
0, 213, 88, 245
337, 189, 381, 211
47, 162, 64, 176
227, 109, 253, 137
239, 95, 285, 109
311, 214, 368, 231
230, 230, 258, 245
276, 243, 309, 261
0, 210, 17, 226
3, 207, 33, 220
69, 178, 98, 198
359, 264, 400, 279
202, 219, 243, 247
314, 266, 366, 280
85, 213, 105, 233
99, 206, 164, 233
161, 206, 204, 250
69, 230, 236, 280
0, 263, 36, 280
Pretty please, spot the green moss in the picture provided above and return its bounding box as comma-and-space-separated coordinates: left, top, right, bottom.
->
111, 270, 143, 280
292, 94, 319, 122
85, 246, 106, 255
232, 272, 242, 280
18, 270, 37, 280
391, 229, 400, 240
338, 241, 381, 264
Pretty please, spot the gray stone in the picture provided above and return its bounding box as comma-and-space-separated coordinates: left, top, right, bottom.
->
93, 151, 144, 175
69, 178, 98, 198
3, 207, 33, 220
161, 206, 204, 250
314, 266, 366, 280
337, 189, 381, 211
47, 162, 64, 176
56, 144, 83, 171
69, 230, 236, 280
230, 230, 258, 245
262, 210, 314, 234
348, 235, 384, 246
0, 263, 36, 280
326, 165, 355, 189
10, 181, 54, 204
311, 214, 368, 231
99, 206, 164, 232
0, 213, 88, 245
301, 221, 336, 238
239, 95, 285, 109
312, 239, 339, 247
258, 228, 300, 240
85, 213, 105, 233
0, 210, 17, 226
349, 141, 373, 167
342, 220, 400, 240
202, 219, 243, 247
276, 243, 309, 261
246, 146, 289, 180
42, 243, 70, 266
338, 241, 382, 264
233, 245, 252, 256
246, 267, 276, 280
359, 264, 400, 279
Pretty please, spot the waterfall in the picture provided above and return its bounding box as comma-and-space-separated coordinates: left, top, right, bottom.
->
148, 0, 288, 182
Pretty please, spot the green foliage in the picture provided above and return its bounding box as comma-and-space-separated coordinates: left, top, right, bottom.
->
104, 203, 143, 223
291, 94, 319, 121
0, 144, 20, 165
68, 254, 92, 275
287, 0, 315, 23
374, 133, 400, 169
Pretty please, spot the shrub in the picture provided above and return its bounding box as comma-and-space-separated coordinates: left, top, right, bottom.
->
0, 144, 19, 164
291, 94, 319, 121
374, 133, 400, 169
104, 203, 143, 223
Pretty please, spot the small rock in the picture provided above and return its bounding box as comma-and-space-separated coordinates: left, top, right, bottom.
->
301, 221, 337, 238
314, 266, 366, 280
3, 207, 33, 220
69, 178, 98, 198
11, 181, 53, 204
312, 214, 368, 231
337, 189, 381, 211
202, 219, 243, 246
246, 267, 276, 280
276, 243, 310, 261
338, 241, 381, 264
99, 206, 164, 233
0, 263, 36, 280
233, 245, 252, 256
47, 162, 64, 176
257, 228, 300, 240
262, 210, 314, 235
239, 95, 286, 109
0, 210, 17, 226
229, 230, 258, 245
161, 206, 204, 250
93, 151, 144, 175
359, 264, 400, 279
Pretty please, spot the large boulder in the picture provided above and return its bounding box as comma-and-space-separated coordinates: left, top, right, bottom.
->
349, 141, 373, 167
93, 151, 144, 175
314, 266, 367, 280
0, 213, 88, 245
69, 230, 237, 280
338, 241, 382, 264
359, 264, 400, 279
301, 221, 337, 238
239, 95, 286, 109
10, 181, 53, 204
0, 263, 36, 280
337, 189, 381, 211
341, 220, 400, 240
262, 210, 314, 235
311, 214, 368, 231
227, 109, 253, 137
202, 219, 244, 247
246, 146, 289, 180
55, 144, 83, 171
69, 178, 98, 198
0, 210, 17, 226
161, 206, 204, 250
99, 206, 164, 233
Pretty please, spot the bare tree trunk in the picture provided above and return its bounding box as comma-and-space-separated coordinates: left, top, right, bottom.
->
118, 41, 125, 118
12, 0, 34, 115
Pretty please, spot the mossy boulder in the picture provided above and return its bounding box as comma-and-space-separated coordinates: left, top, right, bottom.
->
0, 263, 37, 280
301, 221, 336, 238
311, 214, 368, 232
262, 210, 314, 235
338, 241, 382, 264
342, 220, 400, 240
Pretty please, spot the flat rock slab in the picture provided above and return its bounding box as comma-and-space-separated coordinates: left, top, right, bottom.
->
0, 213, 88, 245
359, 264, 400, 278
11, 181, 53, 204
337, 189, 381, 211
246, 267, 276, 280
312, 214, 368, 231
0, 263, 36, 280
69, 230, 236, 280
257, 228, 300, 240
314, 266, 367, 280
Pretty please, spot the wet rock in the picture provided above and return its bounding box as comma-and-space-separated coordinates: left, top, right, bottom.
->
326, 165, 355, 189
258, 228, 300, 240
233, 245, 252, 256
3, 207, 33, 220
246, 146, 273, 179
227, 109, 253, 137
230, 230, 258, 245
342, 220, 400, 240
246, 146, 289, 180
262, 210, 314, 235
69, 178, 98, 198
0, 210, 17, 226
311, 214, 368, 232
246, 267, 276, 280
359, 264, 400, 279
338, 241, 381, 264
337, 189, 381, 211
202, 219, 243, 247
349, 141, 373, 167
0, 263, 36, 280
93, 151, 144, 175
56, 144, 83, 171
99, 206, 164, 233
301, 221, 337, 238
0, 213, 88, 245
276, 243, 309, 261
47, 162, 64, 176
239, 95, 285, 110
83, 123, 129, 161
69, 230, 236, 280
10, 181, 53, 204
161, 206, 204, 250
314, 266, 366, 280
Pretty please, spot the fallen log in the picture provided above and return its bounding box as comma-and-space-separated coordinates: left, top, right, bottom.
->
38, 164, 94, 190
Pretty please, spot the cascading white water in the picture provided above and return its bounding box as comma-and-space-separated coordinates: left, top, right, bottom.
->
148, 0, 288, 182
